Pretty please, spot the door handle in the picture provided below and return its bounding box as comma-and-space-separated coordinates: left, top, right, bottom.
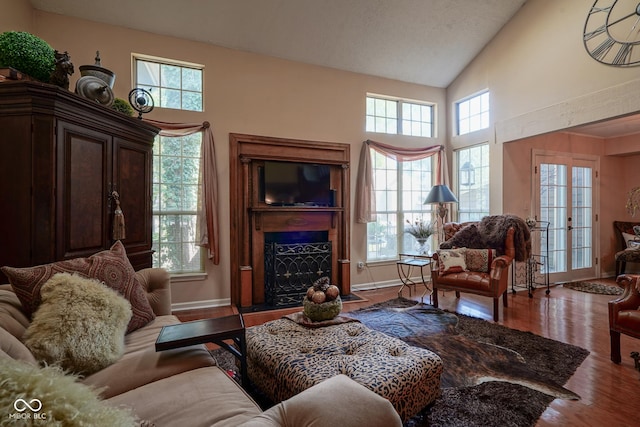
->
567, 225, 573, 231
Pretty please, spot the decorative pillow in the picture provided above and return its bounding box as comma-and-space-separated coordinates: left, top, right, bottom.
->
0, 357, 137, 426
464, 248, 497, 273
23, 273, 132, 376
437, 248, 467, 275
1, 241, 154, 333
622, 232, 640, 249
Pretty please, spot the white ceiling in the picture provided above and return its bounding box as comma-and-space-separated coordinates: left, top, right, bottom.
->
28, 0, 640, 139
30, 0, 526, 88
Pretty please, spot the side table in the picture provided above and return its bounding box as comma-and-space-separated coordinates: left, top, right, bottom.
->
396, 253, 433, 303
155, 313, 248, 389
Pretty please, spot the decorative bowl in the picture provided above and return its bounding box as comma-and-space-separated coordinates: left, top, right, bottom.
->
302, 295, 342, 321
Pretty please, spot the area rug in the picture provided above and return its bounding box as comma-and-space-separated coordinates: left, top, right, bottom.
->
211, 298, 589, 427
562, 281, 623, 295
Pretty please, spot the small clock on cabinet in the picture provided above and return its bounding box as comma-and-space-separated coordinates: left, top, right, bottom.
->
583, 0, 640, 66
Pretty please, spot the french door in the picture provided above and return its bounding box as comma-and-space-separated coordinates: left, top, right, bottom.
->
534, 152, 598, 283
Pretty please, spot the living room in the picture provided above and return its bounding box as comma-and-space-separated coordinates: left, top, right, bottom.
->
1, 0, 640, 426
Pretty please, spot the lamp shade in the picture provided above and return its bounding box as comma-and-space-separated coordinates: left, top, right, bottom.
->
424, 184, 458, 204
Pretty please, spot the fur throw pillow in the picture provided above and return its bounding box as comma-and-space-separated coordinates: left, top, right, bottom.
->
0, 357, 136, 426
24, 273, 132, 376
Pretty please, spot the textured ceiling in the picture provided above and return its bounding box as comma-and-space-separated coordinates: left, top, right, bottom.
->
30, 0, 526, 88
28, 0, 640, 139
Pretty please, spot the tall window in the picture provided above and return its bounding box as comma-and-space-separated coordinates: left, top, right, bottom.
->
152, 134, 204, 274
456, 144, 490, 222
134, 55, 203, 112
366, 95, 434, 137
457, 91, 489, 135
367, 151, 433, 261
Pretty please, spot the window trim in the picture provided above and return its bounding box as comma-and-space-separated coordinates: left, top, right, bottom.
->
455, 90, 490, 136
454, 143, 490, 222
132, 53, 205, 112
366, 93, 436, 138
366, 152, 434, 263
152, 133, 205, 274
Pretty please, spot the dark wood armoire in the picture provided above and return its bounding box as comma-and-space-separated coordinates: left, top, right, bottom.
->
0, 81, 159, 282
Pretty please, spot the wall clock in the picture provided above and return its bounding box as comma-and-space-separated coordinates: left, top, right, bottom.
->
583, 0, 640, 66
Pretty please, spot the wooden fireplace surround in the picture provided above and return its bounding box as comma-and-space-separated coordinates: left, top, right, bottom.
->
229, 134, 350, 308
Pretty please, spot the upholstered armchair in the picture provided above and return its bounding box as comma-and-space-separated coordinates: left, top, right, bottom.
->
431, 227, 515, 322
609, 274, 640, 363
613, 221, 640, 276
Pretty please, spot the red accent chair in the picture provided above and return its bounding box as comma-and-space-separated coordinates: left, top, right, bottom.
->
609, 274, 640, 363
431, 227, 515, 322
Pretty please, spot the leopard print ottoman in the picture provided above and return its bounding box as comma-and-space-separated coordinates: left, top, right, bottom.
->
246, 318, 443, 422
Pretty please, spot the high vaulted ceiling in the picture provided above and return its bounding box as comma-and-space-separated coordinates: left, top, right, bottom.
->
28, 0, 640, 140
30, 0, 527, 88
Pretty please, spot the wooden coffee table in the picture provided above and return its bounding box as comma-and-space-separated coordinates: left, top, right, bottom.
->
155, 313, 248, 389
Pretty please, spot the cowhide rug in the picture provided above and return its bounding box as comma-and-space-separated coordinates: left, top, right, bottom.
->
345, 299, 582, 400
212, 298, 589, 427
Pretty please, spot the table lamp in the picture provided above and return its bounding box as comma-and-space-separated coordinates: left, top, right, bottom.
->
424, 184, 458, 244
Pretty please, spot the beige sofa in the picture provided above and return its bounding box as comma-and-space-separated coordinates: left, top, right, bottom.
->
0, 267, 402, 426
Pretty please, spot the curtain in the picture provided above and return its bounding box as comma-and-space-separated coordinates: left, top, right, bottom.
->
144, 119, 220, 265
355, 139, 445, 223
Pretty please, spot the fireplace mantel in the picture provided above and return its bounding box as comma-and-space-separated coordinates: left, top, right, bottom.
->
229, 134, 350, 308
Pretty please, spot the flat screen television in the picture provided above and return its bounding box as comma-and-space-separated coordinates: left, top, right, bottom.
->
261, 161, 332, 206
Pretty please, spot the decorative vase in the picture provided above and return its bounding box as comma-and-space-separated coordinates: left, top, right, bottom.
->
415, 238, 430, 255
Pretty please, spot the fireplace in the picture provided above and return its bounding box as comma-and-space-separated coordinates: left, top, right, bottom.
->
264, 231, 332, 307
229, 133, 351, 309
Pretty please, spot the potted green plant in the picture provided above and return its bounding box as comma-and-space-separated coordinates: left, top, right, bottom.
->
0, 31, 56, 83
405, 217, 435, 254
111, 98, 134, 116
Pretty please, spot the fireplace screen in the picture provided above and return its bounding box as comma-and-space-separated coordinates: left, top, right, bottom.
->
265, 241, 332, 307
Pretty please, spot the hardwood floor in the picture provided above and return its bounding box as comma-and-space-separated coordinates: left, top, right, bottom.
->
176, 280, 640, 427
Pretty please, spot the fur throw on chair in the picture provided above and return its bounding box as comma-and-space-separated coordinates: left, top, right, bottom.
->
440, 214, 531, 262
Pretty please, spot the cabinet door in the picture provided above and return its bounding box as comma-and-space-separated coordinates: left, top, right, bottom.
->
56, 121, 111, 259
113, 137, 153, 269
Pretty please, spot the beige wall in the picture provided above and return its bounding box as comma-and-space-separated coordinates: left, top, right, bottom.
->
5, 0, 639, 306
450, 0, 640, 277
0, 0, 33, 33
4, 8, 446, 307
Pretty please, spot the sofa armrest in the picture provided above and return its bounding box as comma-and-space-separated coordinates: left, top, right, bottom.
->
240, 374, 402, 427
135, 268, 172, 316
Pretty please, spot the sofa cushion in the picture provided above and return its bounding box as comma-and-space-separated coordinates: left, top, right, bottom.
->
464, 248, 497, 273
0, 328, 37, 364
83, 315, 217, 398
0, 357, 136, 427
1, 241, 155, 333
24, 273, 132, 376
241, 374, 402, 427
438, 248, 467, 275
107, 366, 262, 427
0, 284, 30, 339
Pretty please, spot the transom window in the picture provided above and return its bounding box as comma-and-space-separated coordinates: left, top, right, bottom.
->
457, 91, 489, 135
456, 143, 490, 222
366, 95, 434, 137
367, 151, 433, 261
134, 55, 203, 112
152, 134, 204, 274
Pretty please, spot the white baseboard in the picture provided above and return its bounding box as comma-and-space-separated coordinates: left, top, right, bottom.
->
171, 298, 231, 312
